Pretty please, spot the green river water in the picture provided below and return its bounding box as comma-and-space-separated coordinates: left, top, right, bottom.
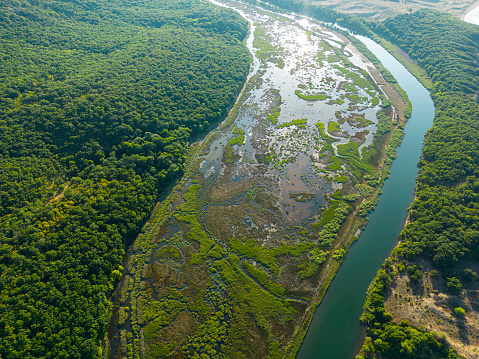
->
297, 36, 435, 358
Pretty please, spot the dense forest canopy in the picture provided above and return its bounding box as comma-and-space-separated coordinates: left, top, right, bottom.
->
0, 0, 249, 357
374, 10, 479, 94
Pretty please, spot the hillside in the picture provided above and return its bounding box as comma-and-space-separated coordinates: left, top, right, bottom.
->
0, 0, 249, 357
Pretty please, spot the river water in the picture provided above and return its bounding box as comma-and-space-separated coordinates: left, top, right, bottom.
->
297, 36, 435, 358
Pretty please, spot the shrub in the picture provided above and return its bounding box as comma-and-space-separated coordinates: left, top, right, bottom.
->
446, 277, 462, 294
454, 307, 465, 317
461, 268, 477, 282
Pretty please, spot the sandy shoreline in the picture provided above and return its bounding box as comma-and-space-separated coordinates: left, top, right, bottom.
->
461, 0, 479, 21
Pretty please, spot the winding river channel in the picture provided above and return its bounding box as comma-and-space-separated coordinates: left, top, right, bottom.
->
296, 37, 435, 358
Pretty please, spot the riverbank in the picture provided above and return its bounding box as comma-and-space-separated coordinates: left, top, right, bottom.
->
355, 9, 479, 359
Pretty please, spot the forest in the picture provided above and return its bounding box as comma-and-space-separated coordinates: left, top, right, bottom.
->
0, 0, 249, 357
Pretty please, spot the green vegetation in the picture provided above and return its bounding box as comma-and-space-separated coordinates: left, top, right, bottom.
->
337, 141, 360, 160
157, 246, 182, 260
348, 157, 378, 179
347, 36, 398, 85
461, 268, 477, 282
253, 27, 285, 68
328, 121, 341, 133
295, 89, 330, 101
404, 106, 412, 119
224, 128, 246, 162
446, 277, 462, 294
175, 185, 215, 257
374, 37, 433, 90
332, 249, 346, 262
343, 194, 360, 203
267, 107, 281, 125
327, 156, 344, 171
316, 202, 351, 246
376, 113, 392, 134
215, 255, 297, 343
316, 122, 336, 143
454, 307, 465, 317
230, 238, 313, 276
0, 0, 249, 357
359, 267, 451, 359
335, 175, 349, 183
311, 249, 330, 265
278, 118, 307, 129
243, 261, 285, 297
375, 10, 479, 94
358, 199, 378, 216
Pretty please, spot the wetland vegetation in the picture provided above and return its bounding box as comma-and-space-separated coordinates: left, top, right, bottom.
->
108, 1, 412, 357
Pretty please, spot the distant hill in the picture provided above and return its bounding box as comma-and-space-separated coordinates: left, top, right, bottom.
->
303, 0, 476, 20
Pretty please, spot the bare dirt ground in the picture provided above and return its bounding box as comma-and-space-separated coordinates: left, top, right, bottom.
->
385, 259, 479, 358
305, 0, 476, 20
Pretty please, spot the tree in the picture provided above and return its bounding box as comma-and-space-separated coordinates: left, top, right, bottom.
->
446, 277, 462, 294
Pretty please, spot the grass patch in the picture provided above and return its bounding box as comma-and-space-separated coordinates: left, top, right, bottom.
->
224, 129, 245, 163
337, 141, 360, 160
215, 255, 296, 329
243, 261, 285, 297
316, 122, 335, 142
278, 118, 307, 129
327, 155, 343, 171
330, 98, 344, 105
328, 121, 340, 133
157, 245, 182, 261
174, 185, 214, 258
295, 89, 330, 101
347, 157, 378, 179
334, 175, 349, 183
229, 238, 313, 277
267, 107, 280, 125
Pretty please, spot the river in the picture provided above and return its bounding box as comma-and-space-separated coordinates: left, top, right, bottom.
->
297, 36, 435, 358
